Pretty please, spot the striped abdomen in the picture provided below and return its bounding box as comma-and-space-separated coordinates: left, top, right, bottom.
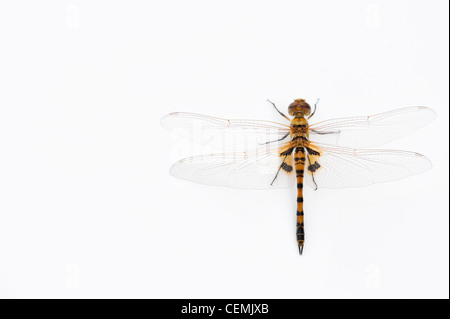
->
295, 147, 306, 255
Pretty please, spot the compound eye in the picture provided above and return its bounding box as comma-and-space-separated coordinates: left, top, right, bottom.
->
288, 102, 298, 116
288, 99, 311, 116
301, 103, 311, 116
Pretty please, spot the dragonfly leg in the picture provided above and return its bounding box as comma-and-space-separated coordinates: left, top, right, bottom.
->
260, 132, 290, 146
271, 154, 288, 186
267, 99, 291, 122
307, 98, 320, 119
305, 152, 319, 191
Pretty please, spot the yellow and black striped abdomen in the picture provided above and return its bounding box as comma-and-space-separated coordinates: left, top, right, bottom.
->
294, 147, 306, 255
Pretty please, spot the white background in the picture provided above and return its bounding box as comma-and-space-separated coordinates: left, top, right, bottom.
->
0, 0, 448, 299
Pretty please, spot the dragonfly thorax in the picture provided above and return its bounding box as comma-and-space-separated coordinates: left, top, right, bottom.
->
291, 117, 308, 126
291, 117, 309, 131
290, 117, 309, 142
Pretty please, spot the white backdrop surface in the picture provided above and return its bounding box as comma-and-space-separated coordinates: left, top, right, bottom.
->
0, 0, 448, 298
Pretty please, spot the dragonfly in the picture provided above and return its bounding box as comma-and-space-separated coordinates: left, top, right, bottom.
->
161, 99, 436, 255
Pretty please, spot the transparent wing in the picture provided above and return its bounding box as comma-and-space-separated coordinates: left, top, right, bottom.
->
308, 106, 436, 148
161, 112, 291, 151
170, 144, 296, 189
304, 143, 432, 189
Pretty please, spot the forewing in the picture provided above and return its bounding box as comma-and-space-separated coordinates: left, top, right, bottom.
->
304, 144, 432, 189
161, 112, 291, 151
170, 144, 296, 189
308, 106, 436, 148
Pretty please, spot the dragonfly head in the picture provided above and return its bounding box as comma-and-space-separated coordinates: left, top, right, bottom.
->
288, 99, 311, 116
